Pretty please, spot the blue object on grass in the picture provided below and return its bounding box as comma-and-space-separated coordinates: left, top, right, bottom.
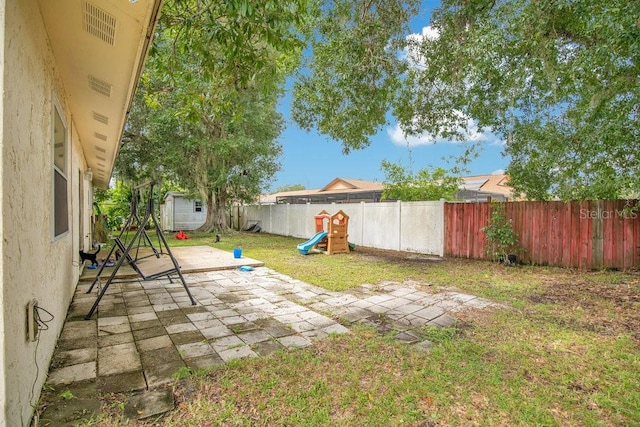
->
238, 265, 254, 272
297, 231, 328, 255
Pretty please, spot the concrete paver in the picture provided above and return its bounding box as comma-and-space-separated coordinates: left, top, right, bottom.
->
43, 248, 503, 424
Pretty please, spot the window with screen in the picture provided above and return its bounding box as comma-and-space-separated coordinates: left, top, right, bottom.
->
53, 103, 68, 237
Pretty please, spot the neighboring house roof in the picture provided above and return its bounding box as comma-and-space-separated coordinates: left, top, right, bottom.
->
459, 174, 513, 198
319, 178, 385, 192
259, 188, 321, 204
260, 174, 514, 204
38, 0, 162, 188
260, 178, 384, 204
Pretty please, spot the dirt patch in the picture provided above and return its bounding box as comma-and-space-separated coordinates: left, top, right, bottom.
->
527, 277, 640, 340
355, 247, 640, 341
356, 246, 445, 264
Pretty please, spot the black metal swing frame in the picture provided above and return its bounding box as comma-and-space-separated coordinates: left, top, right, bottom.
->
85, 181, 196, 320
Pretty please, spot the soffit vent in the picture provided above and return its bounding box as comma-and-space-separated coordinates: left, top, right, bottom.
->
96, 156, 106, 161
92, 111, 109, 125
82, 1, 116, 46
95, 145, 107, 153
94, 132, 108, 141
88, 75, 112, 97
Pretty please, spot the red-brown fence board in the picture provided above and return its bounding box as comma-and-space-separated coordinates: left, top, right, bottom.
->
444, 200, 640, 270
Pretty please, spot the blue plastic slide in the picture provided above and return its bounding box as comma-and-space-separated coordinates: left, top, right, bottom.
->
297, 231, 328, 255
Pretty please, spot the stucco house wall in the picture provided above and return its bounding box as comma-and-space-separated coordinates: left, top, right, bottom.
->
1, 0, 91, 424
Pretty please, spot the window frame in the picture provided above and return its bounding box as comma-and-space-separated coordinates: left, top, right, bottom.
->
52, 97, 69, 240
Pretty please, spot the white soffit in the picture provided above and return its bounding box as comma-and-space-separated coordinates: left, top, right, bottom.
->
37, 0, 161, 188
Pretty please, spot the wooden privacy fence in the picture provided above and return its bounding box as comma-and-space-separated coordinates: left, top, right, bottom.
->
445, 200, 640, 270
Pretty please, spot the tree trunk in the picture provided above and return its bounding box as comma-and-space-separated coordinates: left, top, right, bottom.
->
196, 189, 229, 232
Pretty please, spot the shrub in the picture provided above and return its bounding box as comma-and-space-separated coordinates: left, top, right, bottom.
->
482, 202, 519, 264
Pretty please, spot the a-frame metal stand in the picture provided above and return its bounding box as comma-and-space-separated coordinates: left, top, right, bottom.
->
85, 186, 156, 295
85, 181, 196, 320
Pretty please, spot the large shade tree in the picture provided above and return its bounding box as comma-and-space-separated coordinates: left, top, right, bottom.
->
116, 0, 309, 230
293, 0, 640, 200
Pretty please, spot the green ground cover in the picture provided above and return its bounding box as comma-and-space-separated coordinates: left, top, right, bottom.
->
87, 232, 640, 426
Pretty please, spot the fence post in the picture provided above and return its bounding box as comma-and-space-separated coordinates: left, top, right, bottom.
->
591, 200, 604, 269
307, 202, 312, 238
397, 200, 402, 251
439, 199, 446, 257
361, 201, 365, 246
285, 203, 290, 236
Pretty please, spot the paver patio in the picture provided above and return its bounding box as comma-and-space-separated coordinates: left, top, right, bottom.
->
40, 256, 501, 424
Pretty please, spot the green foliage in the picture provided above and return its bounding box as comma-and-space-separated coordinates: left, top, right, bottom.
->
94, 181, 132, 231
173, 366, 194, 380
158, 0, 310, 96
275, 184, 306, 193
292, 0, 421, 152
117, 0, 305, 230
290, 0, 639, 200
59, 390, 74, 400
481, 203, 519, 264
396, 0, 640, 200
381, 161, 461, 201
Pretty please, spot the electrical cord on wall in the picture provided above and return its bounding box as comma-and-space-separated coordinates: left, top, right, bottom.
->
28, 305, 55, 423
34, 306, 54, 331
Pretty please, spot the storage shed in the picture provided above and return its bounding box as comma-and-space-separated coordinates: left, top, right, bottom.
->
162, 192, 207, 231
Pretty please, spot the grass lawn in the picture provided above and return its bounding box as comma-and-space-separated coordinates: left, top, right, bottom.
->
91, 232, 640, 426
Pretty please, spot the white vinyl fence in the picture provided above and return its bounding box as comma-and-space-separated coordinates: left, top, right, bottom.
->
236, 201, 445, 256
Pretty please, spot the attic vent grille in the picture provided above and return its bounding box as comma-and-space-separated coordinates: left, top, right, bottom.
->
95, 145, 107, 153
92, 111, 109, 125
94, 132, 108, 141
96, 156, 106, 161
82, 1, 116, 45
88, 75, 112, 97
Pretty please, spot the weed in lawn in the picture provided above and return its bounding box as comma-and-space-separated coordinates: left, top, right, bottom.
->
419, 325, 460, 344
173, 366, 193, 380
58, 390, 74, 400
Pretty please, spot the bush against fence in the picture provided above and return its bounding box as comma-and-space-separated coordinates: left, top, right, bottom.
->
445, 200, 640, 270
238, 199, 639, 269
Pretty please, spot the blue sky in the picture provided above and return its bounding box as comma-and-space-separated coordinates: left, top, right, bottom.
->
269, 1, 509, 192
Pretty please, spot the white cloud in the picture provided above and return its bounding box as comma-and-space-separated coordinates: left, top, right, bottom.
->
491, 169, 505, 175
387, 111, 500, 147
402, 26, 440, 67
408, 26, 440, 43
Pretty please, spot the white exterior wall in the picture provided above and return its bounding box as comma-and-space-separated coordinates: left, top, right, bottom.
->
0, 0, 5, 422
1, 1, 90, 424
237, 200, 445, 256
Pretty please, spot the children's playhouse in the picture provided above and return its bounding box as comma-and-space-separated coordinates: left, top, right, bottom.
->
297, 210, 350, 255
